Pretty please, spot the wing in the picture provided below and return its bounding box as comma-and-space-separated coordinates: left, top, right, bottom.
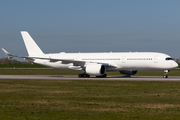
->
29, 56, 112, 66
2, 48, 116, 68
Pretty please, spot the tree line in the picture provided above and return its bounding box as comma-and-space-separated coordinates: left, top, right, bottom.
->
0, 57, 30, 64
0, 58, 47, 68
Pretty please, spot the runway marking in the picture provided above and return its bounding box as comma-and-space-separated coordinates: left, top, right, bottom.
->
0, 75, 180, 81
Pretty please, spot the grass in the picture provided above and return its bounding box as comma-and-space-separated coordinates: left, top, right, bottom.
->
0, 68, 179, 76
0, 79, 180, 119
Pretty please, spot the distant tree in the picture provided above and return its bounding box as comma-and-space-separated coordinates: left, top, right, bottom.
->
0, 57, 28, 64
175, 58, 180, 64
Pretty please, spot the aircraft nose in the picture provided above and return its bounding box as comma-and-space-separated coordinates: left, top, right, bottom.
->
172, 62, 178, 68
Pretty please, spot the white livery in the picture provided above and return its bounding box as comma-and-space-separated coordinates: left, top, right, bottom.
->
2, 31, 178, 78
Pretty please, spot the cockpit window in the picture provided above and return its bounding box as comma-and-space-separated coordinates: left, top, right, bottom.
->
165, 57, 174, 60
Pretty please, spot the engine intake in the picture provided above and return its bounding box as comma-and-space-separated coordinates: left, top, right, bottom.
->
86, 64, 106, 76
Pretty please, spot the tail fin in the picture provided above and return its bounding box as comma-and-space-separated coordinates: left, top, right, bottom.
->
21, 31, 44, 56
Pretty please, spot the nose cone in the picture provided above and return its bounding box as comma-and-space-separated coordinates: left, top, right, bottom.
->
172, 62, 179, 69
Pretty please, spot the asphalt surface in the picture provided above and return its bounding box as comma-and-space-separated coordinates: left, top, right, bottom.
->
0, 75, 180, 81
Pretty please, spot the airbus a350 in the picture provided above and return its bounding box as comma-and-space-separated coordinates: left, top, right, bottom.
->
2, 31, 178, 78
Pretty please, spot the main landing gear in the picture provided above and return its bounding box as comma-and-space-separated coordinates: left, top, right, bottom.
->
78, 74, 107, 78
96, 74, 107, 78
78, 73, 90, 78
163, 70, 169, 78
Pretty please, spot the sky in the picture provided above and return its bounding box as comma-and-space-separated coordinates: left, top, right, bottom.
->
1, 0, 180, 60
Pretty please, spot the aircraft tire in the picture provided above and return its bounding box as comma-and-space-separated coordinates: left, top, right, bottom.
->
96, 74, 107, 78
78, 74, 90, 78
163, 75, 168, 78
78, 74, 82, 78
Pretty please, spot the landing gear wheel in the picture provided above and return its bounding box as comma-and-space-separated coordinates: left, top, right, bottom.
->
78, 74, 82, 78
82, 74, 86, 78
78, 74, 90, 78
96, 74, 107, 78
163, 75, 168, 78
102, 74, 107, 78
86, 74, 90, 78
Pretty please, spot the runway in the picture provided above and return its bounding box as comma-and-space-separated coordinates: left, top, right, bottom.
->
0, 75, 180, 81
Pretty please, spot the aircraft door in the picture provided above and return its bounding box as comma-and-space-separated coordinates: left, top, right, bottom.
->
122, 56, 126, 63
154, 56, 158, 63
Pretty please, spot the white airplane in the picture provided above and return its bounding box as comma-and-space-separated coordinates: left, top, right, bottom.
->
2, 31, 178, 78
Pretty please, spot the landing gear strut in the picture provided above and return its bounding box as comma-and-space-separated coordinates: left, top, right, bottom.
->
163, 70, 169, 78
78, 73, 90, 78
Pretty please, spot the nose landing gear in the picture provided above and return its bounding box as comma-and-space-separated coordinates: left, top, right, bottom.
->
163, 70, 169, 78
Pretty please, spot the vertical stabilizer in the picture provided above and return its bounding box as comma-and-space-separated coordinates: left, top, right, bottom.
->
21, 31, 44, 56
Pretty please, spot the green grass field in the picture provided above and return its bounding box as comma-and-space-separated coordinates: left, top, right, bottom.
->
0, 68, 179, 119
0, 79, 180, 120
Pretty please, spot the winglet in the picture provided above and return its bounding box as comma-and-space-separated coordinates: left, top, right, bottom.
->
2, 48, 18, 57
2, 48, 10, 55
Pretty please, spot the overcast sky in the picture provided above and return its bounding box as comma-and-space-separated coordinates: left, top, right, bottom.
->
1, 0, 180, 59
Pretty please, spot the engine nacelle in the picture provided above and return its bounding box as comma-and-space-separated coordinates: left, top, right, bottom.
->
85, 64, 106, 76
119, 70, 138, 75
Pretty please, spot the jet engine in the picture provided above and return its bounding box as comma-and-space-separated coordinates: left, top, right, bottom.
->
85, 64, 106, 76
119, 70, 138, 75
